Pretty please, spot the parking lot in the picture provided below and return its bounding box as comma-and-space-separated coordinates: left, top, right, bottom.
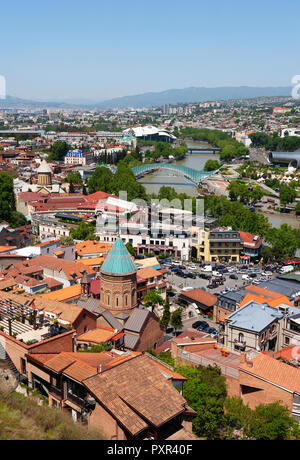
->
163, 262, 277, 296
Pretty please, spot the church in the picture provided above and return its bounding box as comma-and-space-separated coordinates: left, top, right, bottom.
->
79, 238, 165, 352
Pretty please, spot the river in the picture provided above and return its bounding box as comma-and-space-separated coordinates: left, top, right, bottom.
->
260, 212, 300, 230
138, 140, 219, 197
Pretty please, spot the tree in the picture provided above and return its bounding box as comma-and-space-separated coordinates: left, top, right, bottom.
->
70, 222, 97, 241
47, 141, 71, 162
225, 397, 300, 440
160, 297, 171, 326
60, 236, 74, 246
295, 201, 300, 215
126, 242, 136, 257
87, 167, 114, 194
175, 364, 227, 439
279, 184, 297, 208
9, 211, 27, 228
265, 224, 299, 260
204, 160, 220, 172
69, 180, 75, 193
170, 308, 183, 331
111, 164, 148, 201
66, 172, 83, 185
144, 290, 164, 313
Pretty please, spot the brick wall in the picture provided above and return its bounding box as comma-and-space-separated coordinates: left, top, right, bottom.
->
88, 402, 127, 440
72, 310, 97, 336
238, 370, 294, 411
134, 315, 164, 352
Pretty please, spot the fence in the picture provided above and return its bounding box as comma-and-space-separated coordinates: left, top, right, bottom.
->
178, 350, 239, 379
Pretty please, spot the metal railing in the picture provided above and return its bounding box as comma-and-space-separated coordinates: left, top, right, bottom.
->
178, 350, 239, 379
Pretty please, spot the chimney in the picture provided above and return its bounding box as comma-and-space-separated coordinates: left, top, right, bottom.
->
72, 332, 77, 352
240, 353, 246, 364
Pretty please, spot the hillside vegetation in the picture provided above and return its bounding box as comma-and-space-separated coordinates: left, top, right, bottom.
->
0, 391, 106, 440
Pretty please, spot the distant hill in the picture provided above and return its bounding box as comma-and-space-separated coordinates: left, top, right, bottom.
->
97, 86, 292, 109
0, 95, 74, 109
0, 86, 293, 109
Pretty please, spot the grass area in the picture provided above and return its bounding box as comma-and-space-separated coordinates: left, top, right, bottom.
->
0, 391, 107, 440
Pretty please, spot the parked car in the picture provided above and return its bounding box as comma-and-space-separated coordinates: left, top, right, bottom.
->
186, 272, 197, 279
181, 287, 194, 292
208, 284, 218, 289
229, 274, 238, 280
171, 267, 180, 273
248, 273, 257, 278
193, 320, 208, 330
177, 270, 187, 278
199, 273, 212, 280
196, 321, 209, 331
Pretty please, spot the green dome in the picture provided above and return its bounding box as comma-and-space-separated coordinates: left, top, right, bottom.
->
101, 239, 136, 276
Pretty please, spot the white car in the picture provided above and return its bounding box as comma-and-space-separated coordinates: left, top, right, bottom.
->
181, 287, 194, 292
242, 274, 250, 280
189, 265, 198, 270
212, 271, 222, 277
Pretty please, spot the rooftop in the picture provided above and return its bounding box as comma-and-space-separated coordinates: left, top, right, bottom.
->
83, 354, 186, 436
101, 238, 136, 276
226, 301, 283, 332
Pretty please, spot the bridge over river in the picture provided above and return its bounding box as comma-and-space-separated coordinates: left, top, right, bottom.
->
131, 163, 216, 185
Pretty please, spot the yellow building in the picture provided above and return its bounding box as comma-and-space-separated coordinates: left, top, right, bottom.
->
191, 227, 242, 263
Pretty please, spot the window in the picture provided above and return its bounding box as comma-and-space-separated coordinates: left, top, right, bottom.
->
125, 295, 128, 306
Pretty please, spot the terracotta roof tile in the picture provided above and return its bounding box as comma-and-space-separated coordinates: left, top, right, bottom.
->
239, 352, 300, 393
84, 354, 186, 435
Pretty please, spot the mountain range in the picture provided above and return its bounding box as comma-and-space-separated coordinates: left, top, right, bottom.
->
0, 86, 293, 109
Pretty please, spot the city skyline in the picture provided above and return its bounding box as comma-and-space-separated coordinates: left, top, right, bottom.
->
1, 0, 299, 100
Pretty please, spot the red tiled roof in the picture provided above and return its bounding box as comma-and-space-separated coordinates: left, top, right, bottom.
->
239, 352, 300, 393
180, 289, 217, 307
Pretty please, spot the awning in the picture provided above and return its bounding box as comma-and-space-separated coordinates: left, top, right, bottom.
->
112, 332, 125, 342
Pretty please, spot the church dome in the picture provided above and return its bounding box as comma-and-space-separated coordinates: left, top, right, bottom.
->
101, 239, 136, 276
37, 160, 52, 174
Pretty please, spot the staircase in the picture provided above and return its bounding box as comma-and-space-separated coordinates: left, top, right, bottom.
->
0, 318, 33, 338
0, 353, 25, 383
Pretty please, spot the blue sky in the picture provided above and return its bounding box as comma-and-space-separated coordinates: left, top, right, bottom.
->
1, 0, 299, 100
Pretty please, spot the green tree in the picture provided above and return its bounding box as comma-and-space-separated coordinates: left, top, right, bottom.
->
279, 184, 297, 208
47, 141, 71, 162
175, 364, 227, 439
125, 242, 136, 257
87, 167, 114, 194
70, 222, 97, 241
225, 397, 300, 440
170, 308, 183, 331
66, 172, 83, 185
204, 160, 220, 172
144, 289, 164, 313
265, 224, 299, 260
160, 297, 171, 326
111, 164, 148, 201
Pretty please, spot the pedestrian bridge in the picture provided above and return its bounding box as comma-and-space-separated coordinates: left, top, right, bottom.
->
131, 163, 216, 184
